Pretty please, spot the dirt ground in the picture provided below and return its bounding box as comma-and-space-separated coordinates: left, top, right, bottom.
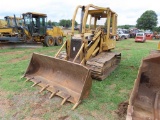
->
0, 89, 63, 119
0, 91, 12, 118
115, 101, 128, 119
9, 55, 29, 63
0, 51, 24, 55
0, 89, 121, 120
0, 46, 127, 120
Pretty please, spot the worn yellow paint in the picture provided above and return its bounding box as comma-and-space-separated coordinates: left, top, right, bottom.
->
158, 42, 160, 50
46, 27, 64, 37
56, 4, 117, 64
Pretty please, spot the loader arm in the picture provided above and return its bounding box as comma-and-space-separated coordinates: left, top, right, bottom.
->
56, 4, 120, 80
84, 31, 102, 61
71, 5, 82, 35
23, 4, 119, 110
62, 30, 102, 64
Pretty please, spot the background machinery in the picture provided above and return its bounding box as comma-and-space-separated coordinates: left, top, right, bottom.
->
23, 4, 120, 109
0, 12, 65, 48
4, 16, 24, 26
0, 19, 7, 28
0, 16, 19, 28
0, 16, 24, 40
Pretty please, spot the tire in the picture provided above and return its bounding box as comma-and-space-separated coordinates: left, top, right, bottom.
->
44, 36, 55, 47
121, 36, 125, 40
55, 36, 63, 46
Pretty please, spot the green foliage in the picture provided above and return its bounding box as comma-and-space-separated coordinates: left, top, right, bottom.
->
104, 20, 107, 28
53, 22, 59, 26
47, 20, 52, 26
59, 19, 78, 28
75, 20, 78, 26
47, 20, 59, 26
153, 26, 160, 32
86, 24, 89, 28
136, 10, 158, 30
118, 25, 135, 29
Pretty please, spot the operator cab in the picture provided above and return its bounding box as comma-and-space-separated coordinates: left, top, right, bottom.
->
22, 12, 47, 36
72, 6, 116, 41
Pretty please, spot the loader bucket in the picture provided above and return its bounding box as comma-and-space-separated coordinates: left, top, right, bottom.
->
23, 53, 92, 110
126, 53, 160, 120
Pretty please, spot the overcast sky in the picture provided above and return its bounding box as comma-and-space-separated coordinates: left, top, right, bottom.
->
0, 0, 160, 26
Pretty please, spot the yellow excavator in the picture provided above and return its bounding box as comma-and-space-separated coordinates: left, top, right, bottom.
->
126, 43, 160, 119
0, 12, 64, 48
23, 4, 120, 109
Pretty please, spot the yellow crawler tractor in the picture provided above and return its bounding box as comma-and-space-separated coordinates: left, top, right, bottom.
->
23, 4, 120, 109
126, 43, 160, 119
0, 12, 65, 47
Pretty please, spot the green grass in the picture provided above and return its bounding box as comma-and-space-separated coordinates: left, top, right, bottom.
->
0, 39, 158, 119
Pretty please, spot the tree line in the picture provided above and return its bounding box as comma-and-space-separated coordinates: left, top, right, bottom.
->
48, 10, 160, 32
136, 10, 159, 32
47, 19, 78, 28
118, 10, 160, 32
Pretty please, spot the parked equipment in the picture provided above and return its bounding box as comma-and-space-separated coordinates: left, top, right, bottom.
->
0, 12, 65, 48
129, 28, 139, 38
135, 33, 146, 42
0, 16, 24, 40
0, 19, 7, 28
117, 31, 129, 40
4, 16, 24, 27
23, 4, 120, 109
126, 43, 160, 119
153, 31, 160, 39
0, 16, 19, 28
146, 34, 153, 40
